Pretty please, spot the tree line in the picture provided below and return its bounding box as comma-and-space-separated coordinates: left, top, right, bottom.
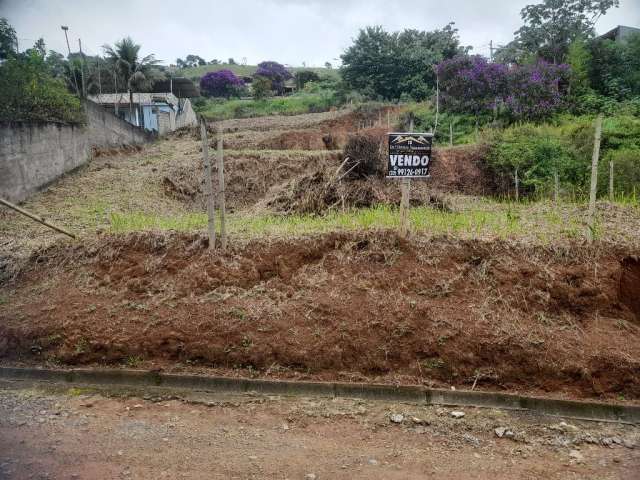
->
1, 0, 638, 124
339, 0, 638, 119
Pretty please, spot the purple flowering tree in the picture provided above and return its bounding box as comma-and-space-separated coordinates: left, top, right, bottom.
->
437, 55, 508, 117
437, 55, 571, 122
504, 61, 570, 121
254, 61, 292, 95
200, 69, 244, 98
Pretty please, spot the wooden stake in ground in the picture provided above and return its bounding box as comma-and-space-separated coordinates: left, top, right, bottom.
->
399, 118, 414, 239
0, 198, 76, 239
217, 125, 227, 251
587, 114, 604, 242
514, 169, 519, 202
200, 117, 216, 250
609, 160, 614, 202
449, 122, 453, 147
399, 178, 411, 238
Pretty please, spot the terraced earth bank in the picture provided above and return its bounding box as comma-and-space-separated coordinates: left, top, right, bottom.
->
1, 231, 639, 401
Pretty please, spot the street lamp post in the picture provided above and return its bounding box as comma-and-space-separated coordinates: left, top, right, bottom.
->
61, 25, 80, 96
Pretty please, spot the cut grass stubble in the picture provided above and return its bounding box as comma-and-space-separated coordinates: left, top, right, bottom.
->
109, 205, 527, 239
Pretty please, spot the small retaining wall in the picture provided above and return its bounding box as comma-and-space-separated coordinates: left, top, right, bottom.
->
175, 99, 198, 130
0, 100, 153, 203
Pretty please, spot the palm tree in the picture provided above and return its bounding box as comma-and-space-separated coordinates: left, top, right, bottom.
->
102, 37, 160, 125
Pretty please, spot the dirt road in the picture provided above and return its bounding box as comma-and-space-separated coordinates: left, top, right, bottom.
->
0, 382, 638, 479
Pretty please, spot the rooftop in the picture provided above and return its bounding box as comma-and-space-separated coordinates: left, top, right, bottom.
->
88, 92, 180, 106
598, 25, 640, 42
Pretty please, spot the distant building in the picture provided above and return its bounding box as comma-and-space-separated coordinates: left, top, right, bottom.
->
598, 25, 640, 42
88, 92, 197, 135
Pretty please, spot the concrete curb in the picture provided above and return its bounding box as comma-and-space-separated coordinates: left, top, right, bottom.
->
1, 366, 638, 424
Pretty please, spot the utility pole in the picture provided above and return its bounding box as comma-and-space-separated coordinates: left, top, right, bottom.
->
78, 38, 87, 97
113, 68, 119, 115
61, 26, 80, 96
489, 40, 494, 62
97, 58, 102, 95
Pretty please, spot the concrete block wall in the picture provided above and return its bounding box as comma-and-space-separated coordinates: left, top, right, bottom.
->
0, 101, 153, 203
175, 99, 198, 130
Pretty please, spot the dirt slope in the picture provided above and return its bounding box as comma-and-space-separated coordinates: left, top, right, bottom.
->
1, 231, 639, 400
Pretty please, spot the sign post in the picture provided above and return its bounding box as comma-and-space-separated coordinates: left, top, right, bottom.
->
387, 125, 433, 238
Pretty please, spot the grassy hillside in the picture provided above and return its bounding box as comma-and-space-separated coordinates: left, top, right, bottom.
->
179, 63, 338, 80
195, 91, 340, 120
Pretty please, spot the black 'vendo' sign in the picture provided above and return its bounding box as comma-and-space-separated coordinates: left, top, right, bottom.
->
387, 132, 433, 178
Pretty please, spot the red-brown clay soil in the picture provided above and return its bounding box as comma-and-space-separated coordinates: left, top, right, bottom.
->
619, 256, 640, 322
1, 231, 639, 401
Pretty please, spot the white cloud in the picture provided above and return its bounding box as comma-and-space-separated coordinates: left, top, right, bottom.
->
1, 0, 637, 67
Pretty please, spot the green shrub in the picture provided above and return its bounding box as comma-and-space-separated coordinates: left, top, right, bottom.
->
198, 89, 341, 120
0, 52, 84, 123
401, 103, 488, 145
600, 148, 640, 197
488, 123, 586, 196
191, 96, 207, 111
487, 114, 640, 198
571, 93, 640, 116
252, 76, 272, 100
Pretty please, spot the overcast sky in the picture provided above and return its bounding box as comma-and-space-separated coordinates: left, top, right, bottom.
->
1, 0, 639, 67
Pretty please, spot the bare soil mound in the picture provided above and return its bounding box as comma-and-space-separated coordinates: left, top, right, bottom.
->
1, 232, 639, 400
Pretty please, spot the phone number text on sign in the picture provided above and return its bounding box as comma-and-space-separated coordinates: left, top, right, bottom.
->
387, 132, 434, 179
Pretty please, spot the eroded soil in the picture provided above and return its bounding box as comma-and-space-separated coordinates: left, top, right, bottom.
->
1, 231, 639, 401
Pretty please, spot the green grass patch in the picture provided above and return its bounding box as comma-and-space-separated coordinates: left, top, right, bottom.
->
197, 91, 340, 120
110, 212, 208, 232
108, 205, 527, 239
106, 200, 639, 244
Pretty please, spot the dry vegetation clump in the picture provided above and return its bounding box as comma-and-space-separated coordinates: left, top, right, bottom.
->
92, 144, 143, 158
162, 150, 343, 212
343, 132, 386, 179
263, 143, 494, 214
